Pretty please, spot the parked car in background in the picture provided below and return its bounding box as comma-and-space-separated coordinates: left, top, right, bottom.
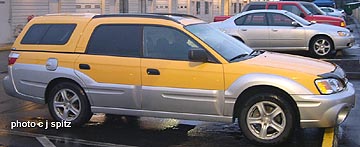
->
211, 10, 354, 58
300, 2, 344, 19
320, 7, 346, 19
239, 1, 346, 27
313, 0, 336, 7
4, 13, 356, 146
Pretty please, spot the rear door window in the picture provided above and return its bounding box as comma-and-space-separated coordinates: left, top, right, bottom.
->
282, 5, 302, 16
21, 24, 76, 45
243, 13, 267, 26
247, 4, 266, 11
86, 24, 142, 57
268, 5, 278, 9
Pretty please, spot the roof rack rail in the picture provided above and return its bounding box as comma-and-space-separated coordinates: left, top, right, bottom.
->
150, 13, 199, 19
92, 13, 181, 24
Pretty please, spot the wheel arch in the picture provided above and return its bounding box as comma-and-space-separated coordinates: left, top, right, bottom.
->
309, 34, 334, 50
44, 77, 88, 104
232, 85, 300, 127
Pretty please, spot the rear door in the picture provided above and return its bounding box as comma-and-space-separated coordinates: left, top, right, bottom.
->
267, 12, 306, 50
74, 23, 142, 109
234, 12, 270, 50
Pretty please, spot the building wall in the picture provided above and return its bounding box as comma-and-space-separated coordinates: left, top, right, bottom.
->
1, 0, 245, 43
0, 0, 11, 44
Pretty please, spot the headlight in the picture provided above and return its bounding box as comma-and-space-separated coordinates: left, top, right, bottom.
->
315, 78, 344, 94
337, 31, 350, 37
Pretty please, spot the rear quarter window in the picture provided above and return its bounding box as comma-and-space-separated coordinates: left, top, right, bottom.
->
21, 24, 76, 45
247, 4, 266, 11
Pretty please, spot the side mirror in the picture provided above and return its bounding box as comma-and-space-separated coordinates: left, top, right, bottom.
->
291, 21, 299, 27
188, 48, 208, 62
300, 13, 305, 18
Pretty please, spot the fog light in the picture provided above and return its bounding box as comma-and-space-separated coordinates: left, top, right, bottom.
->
337, 107, 350, 125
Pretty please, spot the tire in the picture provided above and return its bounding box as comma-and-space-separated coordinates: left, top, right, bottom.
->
309, 36, 335, 58
238, 91, 296, 145
48, 82, 92, 126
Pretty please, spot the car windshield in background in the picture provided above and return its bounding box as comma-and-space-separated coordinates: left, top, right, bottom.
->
301, 3, 325, 15
286, 12, 312, 26
185, 24, 253, 61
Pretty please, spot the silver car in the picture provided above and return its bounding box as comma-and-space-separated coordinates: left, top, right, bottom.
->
211, 10, 354, 58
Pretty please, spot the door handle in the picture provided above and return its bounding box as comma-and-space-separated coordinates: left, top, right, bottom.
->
240, 28, 247, 31
147, 68, 160, 75
79, 64, 91, 70
272, 29, 278, 32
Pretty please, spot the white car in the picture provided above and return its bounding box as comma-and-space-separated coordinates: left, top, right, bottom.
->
320, 7, 346, 19
211, 10, 354, 58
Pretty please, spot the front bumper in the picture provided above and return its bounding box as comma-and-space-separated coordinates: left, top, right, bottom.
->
334, 35, 355, 50
292, 82, 356, 128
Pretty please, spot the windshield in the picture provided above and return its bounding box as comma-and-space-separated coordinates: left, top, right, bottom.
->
185, 24, 253, 61
286, 12, 312, 26
301, 3, 325, 15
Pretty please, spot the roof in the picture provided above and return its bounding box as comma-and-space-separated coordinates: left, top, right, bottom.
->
42, 13, 205, 26
240, 9, 289, 15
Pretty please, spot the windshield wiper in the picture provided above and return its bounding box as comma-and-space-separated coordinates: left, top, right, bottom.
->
229, 54, 248, 62
250, 50, 265, 56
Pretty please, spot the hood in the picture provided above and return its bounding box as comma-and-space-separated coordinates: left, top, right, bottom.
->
311, 14, 343, 21
243, 52, 335, 76
308, 23, 349, 32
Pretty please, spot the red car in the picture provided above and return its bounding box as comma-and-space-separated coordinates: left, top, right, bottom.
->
214, 1, 346, 27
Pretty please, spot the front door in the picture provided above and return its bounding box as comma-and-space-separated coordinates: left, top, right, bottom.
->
75, 24, 142, 109
141, 25, 224, 115
267, 13, 306, 50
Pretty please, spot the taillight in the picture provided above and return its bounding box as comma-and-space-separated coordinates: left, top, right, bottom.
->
8, 52, 19, 65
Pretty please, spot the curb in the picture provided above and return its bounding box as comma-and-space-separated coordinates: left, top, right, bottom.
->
322, 128, 336, 147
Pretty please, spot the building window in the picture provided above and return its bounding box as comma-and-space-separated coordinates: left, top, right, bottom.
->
196, 1, 200, 15
239, 3, 242, 12
234, 3, 237, 13
119, 0, 129, 13
76, 5, 81, 9
85, 5, 91, 9
95, 5, 101, 9
205, 2, 209, 14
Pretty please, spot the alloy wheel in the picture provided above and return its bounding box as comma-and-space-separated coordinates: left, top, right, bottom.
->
53, 89, 81, 121
246, 101, 286, 140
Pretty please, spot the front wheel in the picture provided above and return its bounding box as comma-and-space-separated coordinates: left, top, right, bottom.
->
309, 36, 335, 58
48, 82, 92, 126
238, 92, 296, 145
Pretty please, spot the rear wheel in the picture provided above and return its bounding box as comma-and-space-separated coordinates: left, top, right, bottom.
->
48, 82, 92, 126
238, 92, 296, 145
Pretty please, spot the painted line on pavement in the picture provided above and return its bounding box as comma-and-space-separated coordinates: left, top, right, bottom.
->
0, 129, 134, 147
36, 136, 56, 147
322, 128, 335, 147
